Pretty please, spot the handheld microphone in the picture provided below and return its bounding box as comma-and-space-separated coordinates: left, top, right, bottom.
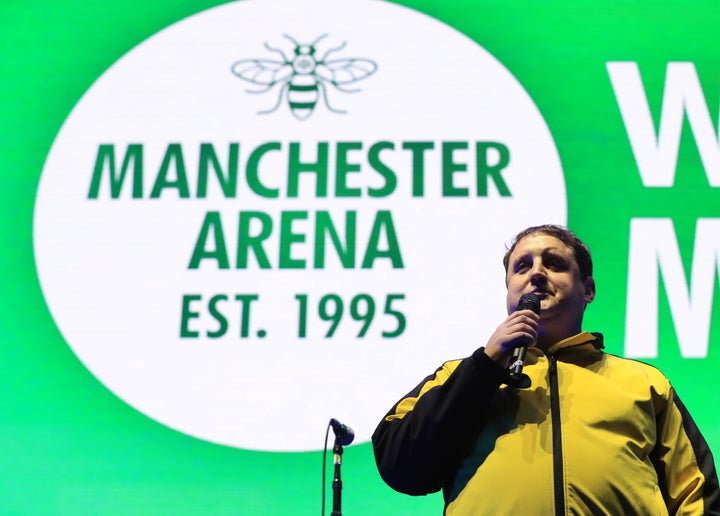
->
329, 418, 354, 446
507, 292, 540, 383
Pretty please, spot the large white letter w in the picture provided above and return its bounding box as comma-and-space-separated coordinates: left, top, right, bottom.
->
607, 61, 720, 187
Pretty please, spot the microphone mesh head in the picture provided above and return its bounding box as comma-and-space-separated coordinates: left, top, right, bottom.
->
516, 293, 540, 314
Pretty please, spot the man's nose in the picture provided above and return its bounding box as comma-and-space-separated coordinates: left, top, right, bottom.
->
529, 261, 548, 281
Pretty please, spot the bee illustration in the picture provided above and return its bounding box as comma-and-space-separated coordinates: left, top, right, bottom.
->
231, 34, 378, 120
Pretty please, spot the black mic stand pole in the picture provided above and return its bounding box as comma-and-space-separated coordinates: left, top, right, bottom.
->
331, 436, 344, 516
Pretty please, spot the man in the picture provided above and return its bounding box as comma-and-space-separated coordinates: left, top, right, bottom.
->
372, 224, 719, 514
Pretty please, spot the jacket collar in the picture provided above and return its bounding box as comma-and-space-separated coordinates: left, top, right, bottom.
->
545, 331, 604, 355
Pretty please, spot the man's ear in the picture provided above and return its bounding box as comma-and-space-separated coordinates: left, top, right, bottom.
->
584, 276, 596, 304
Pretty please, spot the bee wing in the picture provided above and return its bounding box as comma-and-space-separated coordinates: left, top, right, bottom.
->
316, 58, 378, 85
231, 59, 293, 86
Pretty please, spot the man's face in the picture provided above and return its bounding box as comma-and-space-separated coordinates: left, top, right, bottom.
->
505, 232, 595, 341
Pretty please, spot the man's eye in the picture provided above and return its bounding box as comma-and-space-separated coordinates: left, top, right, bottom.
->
546, 258, 565, 270
516, 261, 530, 272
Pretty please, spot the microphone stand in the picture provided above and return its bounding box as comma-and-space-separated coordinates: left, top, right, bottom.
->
331, 436, 344, 516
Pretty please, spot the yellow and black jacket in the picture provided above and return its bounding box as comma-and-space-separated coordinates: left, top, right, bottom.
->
373, 332, 720, 515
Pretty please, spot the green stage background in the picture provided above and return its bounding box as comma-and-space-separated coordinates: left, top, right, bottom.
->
1, 0, 719, 514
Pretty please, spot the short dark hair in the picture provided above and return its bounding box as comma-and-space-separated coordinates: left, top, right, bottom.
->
502, 224, 593, 279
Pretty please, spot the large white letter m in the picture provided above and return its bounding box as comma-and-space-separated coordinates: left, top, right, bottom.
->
625, 218, 720, 358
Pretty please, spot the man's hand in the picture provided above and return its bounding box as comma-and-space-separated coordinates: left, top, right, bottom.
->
484, 310, 539, 364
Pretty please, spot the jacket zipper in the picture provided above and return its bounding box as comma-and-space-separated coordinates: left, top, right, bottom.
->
549, 354, 566, 516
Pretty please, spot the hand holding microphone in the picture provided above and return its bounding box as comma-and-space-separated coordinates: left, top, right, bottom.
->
484, 292, 540, 358
483, 292, 540, 387
507, 292, 541, 385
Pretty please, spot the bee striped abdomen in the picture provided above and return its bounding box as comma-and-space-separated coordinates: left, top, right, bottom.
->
288, 76, 319, 120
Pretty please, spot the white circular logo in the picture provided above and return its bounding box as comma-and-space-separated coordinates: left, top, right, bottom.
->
34, 0, 565, 451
